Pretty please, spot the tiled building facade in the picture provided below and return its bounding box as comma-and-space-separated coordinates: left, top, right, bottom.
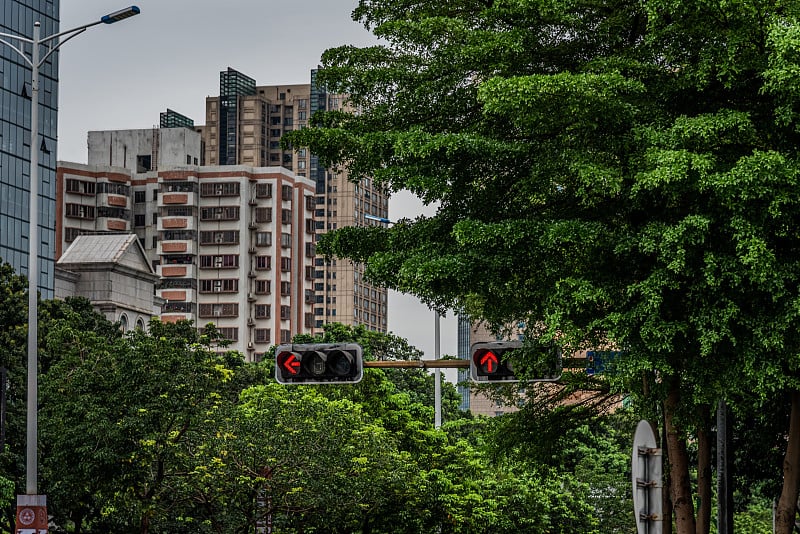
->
196, 68, 389, 334
57, 127, 317, 360
0, 0, 59, 296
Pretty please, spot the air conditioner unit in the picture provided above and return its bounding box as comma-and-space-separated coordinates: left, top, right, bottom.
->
247, 317, 255, 326
248, 293, 256, 301
213, 309, 221, 317
248, 247, 257, 254
248, 197, 258, 206
248, 271, 257, 278
247, 342, 254, 349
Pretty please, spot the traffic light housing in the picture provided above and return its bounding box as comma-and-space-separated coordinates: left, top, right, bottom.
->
470, 341, 521, 382
275, 343, 363, 385
470, 340, 562, 382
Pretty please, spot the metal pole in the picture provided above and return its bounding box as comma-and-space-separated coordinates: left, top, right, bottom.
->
434, 311, 441, 429
25, 21, 40, 496
717, 400, 733, 534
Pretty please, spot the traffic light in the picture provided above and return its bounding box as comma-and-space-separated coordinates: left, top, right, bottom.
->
275, 343, 363, 385
470, 341, 521, 382
470, 340, 562, 382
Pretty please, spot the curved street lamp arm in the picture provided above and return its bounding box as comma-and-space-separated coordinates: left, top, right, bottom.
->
0, 34, 33, 67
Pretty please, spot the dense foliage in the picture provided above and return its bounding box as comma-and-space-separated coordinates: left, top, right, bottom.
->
0, 261, 613, 533
284, 0, 800, 531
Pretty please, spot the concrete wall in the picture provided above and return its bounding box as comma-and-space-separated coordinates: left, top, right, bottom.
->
88, 128, 201, 170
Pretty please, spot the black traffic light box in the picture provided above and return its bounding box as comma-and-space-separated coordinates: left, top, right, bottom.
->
470, 341, 521, 382
471, 340, 563, 383
275, 343, 363, 385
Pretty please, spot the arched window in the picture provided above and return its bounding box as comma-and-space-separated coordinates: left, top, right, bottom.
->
136, 318, 145, 331
119, 313, 128, 333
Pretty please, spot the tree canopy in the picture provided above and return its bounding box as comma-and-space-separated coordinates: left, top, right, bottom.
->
285, 0, 800, 531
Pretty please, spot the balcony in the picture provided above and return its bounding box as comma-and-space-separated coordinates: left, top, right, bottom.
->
160, 241, 194, 254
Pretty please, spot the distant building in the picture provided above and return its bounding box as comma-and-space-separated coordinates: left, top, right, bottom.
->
0, 1, 60, 296
196, 67, 389, 334
160, 109, 194, 129
57, 127, 317, 360
55, 234, 161, 330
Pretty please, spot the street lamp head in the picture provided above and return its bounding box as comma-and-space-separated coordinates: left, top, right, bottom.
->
101, 6, 141, 24
364, 214, 391, 224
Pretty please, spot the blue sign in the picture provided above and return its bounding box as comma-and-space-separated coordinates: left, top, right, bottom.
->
586, 350, 621, 376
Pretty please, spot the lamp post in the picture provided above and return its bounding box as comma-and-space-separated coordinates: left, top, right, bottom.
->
0, 6, 140, 506
365, 214, 443, 428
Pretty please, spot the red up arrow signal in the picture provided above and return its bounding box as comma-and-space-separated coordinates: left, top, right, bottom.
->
281, 353, 301, 375
479, 350, 499, 373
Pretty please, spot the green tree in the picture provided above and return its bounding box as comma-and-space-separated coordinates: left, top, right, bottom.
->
39, 319, 241, 533
0, 261, 27, 531
286, 1, 800, 532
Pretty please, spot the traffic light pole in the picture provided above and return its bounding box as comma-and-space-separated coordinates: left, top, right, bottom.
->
364, 360, 469, 368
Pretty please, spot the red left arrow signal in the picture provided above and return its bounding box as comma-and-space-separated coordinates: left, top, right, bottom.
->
280, 353, 301, 375
479, 350, 499, 373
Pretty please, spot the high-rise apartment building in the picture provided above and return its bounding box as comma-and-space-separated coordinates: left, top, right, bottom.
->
57, 127, 318, 359
197, 67, 389, 334
0, 1, 59, 296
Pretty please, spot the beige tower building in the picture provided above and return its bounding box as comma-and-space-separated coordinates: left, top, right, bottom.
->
196, 67, 389, 334
57, 127, 317, 360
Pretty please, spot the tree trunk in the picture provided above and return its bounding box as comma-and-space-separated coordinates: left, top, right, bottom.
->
775, 390, 800, 534
664, 379, 696, 534
695, 405, 711, 534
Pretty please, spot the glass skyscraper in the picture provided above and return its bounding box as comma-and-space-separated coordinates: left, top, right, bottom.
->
0, 1, 59, 297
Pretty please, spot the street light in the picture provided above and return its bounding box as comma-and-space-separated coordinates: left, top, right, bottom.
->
0, 6, 141, 502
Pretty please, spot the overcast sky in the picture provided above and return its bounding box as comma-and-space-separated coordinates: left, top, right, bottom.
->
57, 0, 459, 366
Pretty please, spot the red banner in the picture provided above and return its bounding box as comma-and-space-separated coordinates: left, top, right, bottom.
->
15, 494, 47, 534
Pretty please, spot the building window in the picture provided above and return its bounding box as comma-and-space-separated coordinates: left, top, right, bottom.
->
280, 281, 291, 296
305, 266, 316, 280
281, 233, 292, 248
160, 181, 196, 193
65, 179, 96, 195
255, 304, 271, 319
281, 185, 292, 201
280, 257, 291, 272
64, 227, 82, 242
256, 232, 272, 247
280, 329, 292, 343
255, 280, 271, 294
200, 206, 240, 221
199, 279, 239, 293
199, 230, 239, 245
98, 207, 130, 220
281, 209, 292, 224
199, 255, 239, 269
198, 303, 239, 318
200, 182, 240, 197
280, 305, 291, 320
137, 155, 152, 172
97, 182, 130, 196
215, 327, 239, 342
255, 256, 272, 270
305, 243, 316, 257
254, 328, 271, 343
65, 203, 95, 220
159, 278, 197, 289
255, 207, 272, 223
255, 183, 273, 199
